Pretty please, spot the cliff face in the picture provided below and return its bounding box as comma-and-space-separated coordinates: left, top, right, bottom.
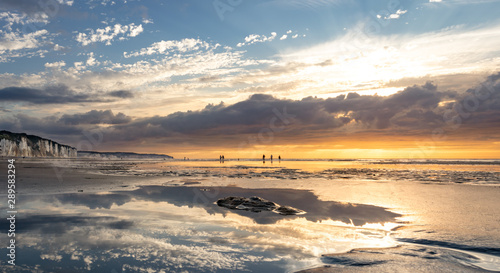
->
0, 130, 77, 158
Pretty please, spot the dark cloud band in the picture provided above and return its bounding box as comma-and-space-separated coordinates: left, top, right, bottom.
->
1, 73, 499, 149
0, 85, 133, 104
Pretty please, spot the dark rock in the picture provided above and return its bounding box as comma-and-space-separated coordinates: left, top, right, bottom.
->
216, 196, 305, 215
274, 205, 304, 215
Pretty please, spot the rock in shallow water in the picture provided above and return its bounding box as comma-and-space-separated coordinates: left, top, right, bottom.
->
216, 196, 305, 215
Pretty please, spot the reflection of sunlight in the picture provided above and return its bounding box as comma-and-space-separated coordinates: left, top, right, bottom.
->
360, 222, 400, 232
231, 217, 400, 257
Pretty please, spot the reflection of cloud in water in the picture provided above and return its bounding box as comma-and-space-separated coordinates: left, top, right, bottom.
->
45, 193, 133, 209
0, 186, 403, 272
15, 215, 133, 234
9, 223, 272, 272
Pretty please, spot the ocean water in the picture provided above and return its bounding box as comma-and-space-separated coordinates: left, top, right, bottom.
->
0, 159, 499, 272
126, 158, 500, 185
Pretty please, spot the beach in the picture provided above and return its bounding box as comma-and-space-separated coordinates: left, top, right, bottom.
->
1, 158, 499, 272
2, 0, 500, 271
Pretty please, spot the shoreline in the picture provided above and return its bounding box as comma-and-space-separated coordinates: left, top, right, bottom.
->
1, 158, 499, 272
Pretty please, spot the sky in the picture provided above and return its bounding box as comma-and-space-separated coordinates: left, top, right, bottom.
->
0, 0, 499, 159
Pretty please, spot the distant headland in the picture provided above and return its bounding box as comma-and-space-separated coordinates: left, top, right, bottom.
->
0, 130, 173, 159
78, 151, 173, 160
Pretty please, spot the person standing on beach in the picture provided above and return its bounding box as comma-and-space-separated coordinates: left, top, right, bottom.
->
270, 155, 273, 162
263, 154, 265, 162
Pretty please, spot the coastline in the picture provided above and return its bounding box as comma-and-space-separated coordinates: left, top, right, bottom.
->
1, 158, 499, 272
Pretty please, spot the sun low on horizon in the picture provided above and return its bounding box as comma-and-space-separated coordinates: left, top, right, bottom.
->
1, 0, 500, 159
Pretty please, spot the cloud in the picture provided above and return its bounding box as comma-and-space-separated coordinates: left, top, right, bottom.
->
277, 23, 500, 95
3, 79, 452, 147
128, 24, 143, 37
0, 38, 258, 95
73, 61, 85, 70
108, 90, 134, 98
377, 9, 407, 20
75, 23, 144, 46
0, 29, 48, 52
0, 113, 83, 138
0, 109, 133, 144
85, 52, 99, 66
59, 110, 132, 125
0, 0, 72, 16
1, 74, 499, 156
45, 61, 66, 68
237, 32, 277, 47
0, 22, 51, 62
64, 73, 496, 150
0, 85, 132, 104
0, 11, 49, 30
123, 38, 213, 58
280, 35, 287, 40
53, 44, 64, 51
103, 83, 440, 141
0, 85, 99, 104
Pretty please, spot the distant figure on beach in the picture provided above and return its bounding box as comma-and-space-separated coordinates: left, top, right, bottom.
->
270, 155, 273, 162
222, 155, 225, 162
262, 154, 265, 162
219, 155, 222, 163
278, 155, 281, 162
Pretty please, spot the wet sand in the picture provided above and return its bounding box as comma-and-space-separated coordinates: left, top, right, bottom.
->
1, 158, 499, 272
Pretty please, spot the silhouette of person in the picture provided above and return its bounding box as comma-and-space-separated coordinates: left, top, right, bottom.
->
262, 154, 265, 162
278, 155, 281, 162
270, 155, 273, 162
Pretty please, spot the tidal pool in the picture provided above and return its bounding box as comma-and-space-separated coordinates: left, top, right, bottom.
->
1, 185, 405, 272
2, 179, 500, 273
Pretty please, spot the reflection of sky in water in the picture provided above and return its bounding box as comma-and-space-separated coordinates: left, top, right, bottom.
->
0, 186, 402, 272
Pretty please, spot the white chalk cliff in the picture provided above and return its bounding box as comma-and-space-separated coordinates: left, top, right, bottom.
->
0, 130, 77, 158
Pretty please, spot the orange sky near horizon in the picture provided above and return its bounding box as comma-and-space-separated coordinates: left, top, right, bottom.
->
131, 139, 500, 160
